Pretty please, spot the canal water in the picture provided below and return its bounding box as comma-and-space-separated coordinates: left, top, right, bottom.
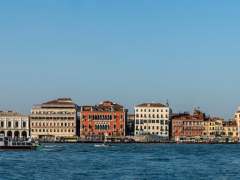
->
1, 143, 240, 179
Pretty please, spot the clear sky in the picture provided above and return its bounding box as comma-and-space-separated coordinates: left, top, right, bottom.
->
0, 1, 240, 119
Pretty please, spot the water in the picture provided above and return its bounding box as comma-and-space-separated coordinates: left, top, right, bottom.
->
1, 143, 240, 179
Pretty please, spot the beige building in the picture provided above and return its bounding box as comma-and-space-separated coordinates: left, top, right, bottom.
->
203, 117, 224, 139
30, 98, 77, 140
134, 102, 171, 138
0, 111, 29, 139
235, 106, 240, 139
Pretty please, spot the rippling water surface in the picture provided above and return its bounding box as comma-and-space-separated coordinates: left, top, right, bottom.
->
1, 143, 240, 179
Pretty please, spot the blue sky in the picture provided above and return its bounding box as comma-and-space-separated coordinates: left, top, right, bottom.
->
0, 1, 240, 119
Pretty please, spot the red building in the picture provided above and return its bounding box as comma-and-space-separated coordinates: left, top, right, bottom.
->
171, 108, 206, 141
80, 101, 128, 140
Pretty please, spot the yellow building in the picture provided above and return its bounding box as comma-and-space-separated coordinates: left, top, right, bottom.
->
203, 117, 224, 139
220, 121, 238, 142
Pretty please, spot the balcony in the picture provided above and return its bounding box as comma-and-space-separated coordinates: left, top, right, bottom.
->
120, 119, 123, 121
114, 119, 117, 121
82, 119, 86, 121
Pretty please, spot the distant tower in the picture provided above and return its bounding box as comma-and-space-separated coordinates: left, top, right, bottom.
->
166, 99, 169, 106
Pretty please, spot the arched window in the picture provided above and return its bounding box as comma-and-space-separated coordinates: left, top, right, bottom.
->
97, 115, 99, 120
105, 125, 107, 130
98, 124, 100, 130
100, 115, 102, 120
108, 124, 110, 130
95, 115, 97, 120
120, 124, 123, 130
95, 124, 98, 130
108, 115, 110, 120
110, 115, 112, 120
114, 124, 116, 130
105, 115, 107, 120
100, 125, 102, 130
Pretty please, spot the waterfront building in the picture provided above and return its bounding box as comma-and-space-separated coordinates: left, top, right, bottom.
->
134, 102, 171, 139
172, 108, 207, 141
203, 117, 224, 140
235, 106, 240, 139
80, 101, 128, 140
222, 120, 238, 141
126, 114, 135, 136
30, 98, 77, 140
0, 111, 29, 139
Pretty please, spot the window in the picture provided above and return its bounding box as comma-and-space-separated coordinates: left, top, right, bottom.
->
148, 120, 151, 123
15, 122, 18, 127
156, 120, 159, 123
149, 114, 151, 118
149, 109, 150, 112
136, 120, 139, 124
144, 120, 147, 123
136, 114, 139, 118
148, 126, 150, 129
166, 109, 168, 112
152, 120, 155, 123
186, 132, 188, 135
8, 121, 11, 127
144, 109, 146, 112
157, 126, 159, 130
152, 126, 154, 130
165, 120, 168, 125
144, 126, 146, 129
141, 109, 142, 112
136, 109, 138, 112
1, 121, 4, 127
136, 126, 138, 130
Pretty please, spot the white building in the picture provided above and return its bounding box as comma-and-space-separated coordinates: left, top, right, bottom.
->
0, 111, 29, 139
134, 102, 171, 139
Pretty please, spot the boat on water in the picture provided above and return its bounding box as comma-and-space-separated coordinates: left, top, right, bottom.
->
94, 144, 111, 147
0, 134, 36, 150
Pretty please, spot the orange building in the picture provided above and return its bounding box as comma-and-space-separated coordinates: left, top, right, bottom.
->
172, 108, 207, 141
80, 101, 128, 140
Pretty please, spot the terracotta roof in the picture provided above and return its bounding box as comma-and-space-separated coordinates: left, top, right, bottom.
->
81, 101, 125, 112
42, 99, 76, 105
103, 101, 112, 103
135, 103, 168, 107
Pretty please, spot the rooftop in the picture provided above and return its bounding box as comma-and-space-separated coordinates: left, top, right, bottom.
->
135, 103, 168, 107
0, 111, 29, 117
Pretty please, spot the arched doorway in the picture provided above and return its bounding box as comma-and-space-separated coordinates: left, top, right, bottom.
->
14, 131, 19, 139
0, 131, 4, 135
22, 131, 27, 138
7, 131, 12, 137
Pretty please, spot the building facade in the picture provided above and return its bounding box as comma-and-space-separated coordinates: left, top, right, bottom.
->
172, 108, 206, 141
203, 117, 224, 139
126, 114, 135, 136
0, 111, 29, 139
80, 101, 128, 140
134, 102, 171, 139
235, 106, 240, 139
30, 98, 77, 140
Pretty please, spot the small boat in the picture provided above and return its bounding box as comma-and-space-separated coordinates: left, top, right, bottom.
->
0, 134, 36, 150
94, 144, 111, 147
32, 143, 43, 147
